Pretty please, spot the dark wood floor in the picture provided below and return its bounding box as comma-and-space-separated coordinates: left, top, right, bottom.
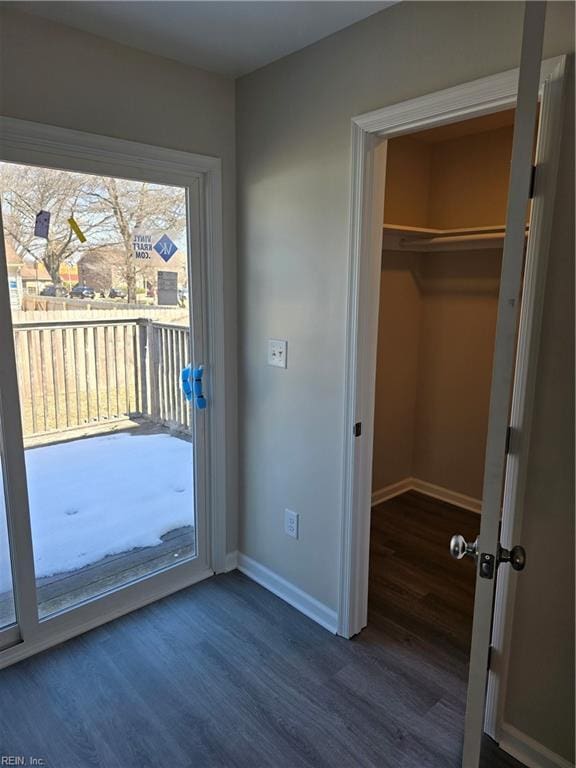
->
0, 492, 524, 767
369, 490, 478, 660
368, 492, 523, 768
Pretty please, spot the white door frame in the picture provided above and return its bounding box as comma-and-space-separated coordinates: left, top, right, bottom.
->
338, 49, 566, 722
0, 117, 228, 667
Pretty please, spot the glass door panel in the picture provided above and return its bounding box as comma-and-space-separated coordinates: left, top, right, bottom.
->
1, 161, 202, 620
0, 432, 17, 633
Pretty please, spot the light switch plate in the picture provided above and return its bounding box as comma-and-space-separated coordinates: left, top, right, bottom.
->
268, 339, 287, 368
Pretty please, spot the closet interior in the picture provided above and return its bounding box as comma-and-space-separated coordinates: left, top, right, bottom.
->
369, 108, 531, 656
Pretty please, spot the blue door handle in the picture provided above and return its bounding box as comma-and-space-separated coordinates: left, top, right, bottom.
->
181, 365, 207, 410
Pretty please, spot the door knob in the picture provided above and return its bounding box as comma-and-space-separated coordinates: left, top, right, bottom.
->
450, 534, 478, 561
498, 544, 526, 571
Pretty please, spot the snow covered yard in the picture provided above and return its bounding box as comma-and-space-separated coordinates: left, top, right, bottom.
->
0, 432, 194, 593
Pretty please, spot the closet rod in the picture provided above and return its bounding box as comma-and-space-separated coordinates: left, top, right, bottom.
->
401, 233, 505, 251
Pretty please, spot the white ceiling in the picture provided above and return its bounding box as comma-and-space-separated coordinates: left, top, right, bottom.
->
16, 1, 396, 78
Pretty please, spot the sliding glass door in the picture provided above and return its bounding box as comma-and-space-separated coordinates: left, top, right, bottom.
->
0, 423, 18, 650
0, 128, 219, 663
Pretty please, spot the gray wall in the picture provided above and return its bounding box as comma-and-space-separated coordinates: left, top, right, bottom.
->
236, 1, 574, 761
0, 7, 239, 553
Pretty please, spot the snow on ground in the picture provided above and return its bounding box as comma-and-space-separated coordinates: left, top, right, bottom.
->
0, 432, 194, 593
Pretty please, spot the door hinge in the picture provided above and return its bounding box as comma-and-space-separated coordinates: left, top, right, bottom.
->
353, 422, 362, 437
529, 165, 537, 198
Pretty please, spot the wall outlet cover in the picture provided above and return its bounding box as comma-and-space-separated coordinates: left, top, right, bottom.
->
284, 509, 299, 539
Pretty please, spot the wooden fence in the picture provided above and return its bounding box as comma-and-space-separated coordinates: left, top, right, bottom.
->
12, 306, 188, 325
12, 318, 192, 439
21, 293, 187, 315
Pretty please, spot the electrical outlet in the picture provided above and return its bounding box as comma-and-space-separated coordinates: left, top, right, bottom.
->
284, 509, 299, 539
268, 339, 287, 368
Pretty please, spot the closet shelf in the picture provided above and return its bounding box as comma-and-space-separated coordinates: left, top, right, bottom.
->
382, 223, 529, 252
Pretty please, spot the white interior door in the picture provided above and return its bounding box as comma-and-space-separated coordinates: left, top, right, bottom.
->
455, 3, 549, 765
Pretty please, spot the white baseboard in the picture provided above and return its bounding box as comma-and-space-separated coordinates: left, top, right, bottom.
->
237, 553, 338, 634
499, 722, 574, 768
411, 478, 482, 514
224, 550, 238, 572
371, 477, 413, 505
372, 476, 482, 514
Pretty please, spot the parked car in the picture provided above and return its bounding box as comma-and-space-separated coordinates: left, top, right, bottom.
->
40, 284, 68, 297
69, 283, 96, 299
108, 287, 127, 299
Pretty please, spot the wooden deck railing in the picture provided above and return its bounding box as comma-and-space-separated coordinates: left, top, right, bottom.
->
140, 321, 192, 432
12, 318, 192, 439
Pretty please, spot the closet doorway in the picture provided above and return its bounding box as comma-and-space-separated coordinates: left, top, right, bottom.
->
369, 107, 521, 732
340, 46, 566, 767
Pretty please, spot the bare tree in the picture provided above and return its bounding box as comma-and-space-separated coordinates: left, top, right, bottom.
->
86, 178, 186, 302
0, 163, 108, 285
1, 162, 187, 302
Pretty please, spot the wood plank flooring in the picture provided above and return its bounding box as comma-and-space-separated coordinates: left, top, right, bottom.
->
369, 491, 478, 657
0, 491, 524, 767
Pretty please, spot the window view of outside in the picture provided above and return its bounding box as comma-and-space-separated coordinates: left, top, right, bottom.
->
0, 162, 196, 619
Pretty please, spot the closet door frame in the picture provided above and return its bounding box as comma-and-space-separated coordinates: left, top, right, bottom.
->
339, 50, 566, 736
